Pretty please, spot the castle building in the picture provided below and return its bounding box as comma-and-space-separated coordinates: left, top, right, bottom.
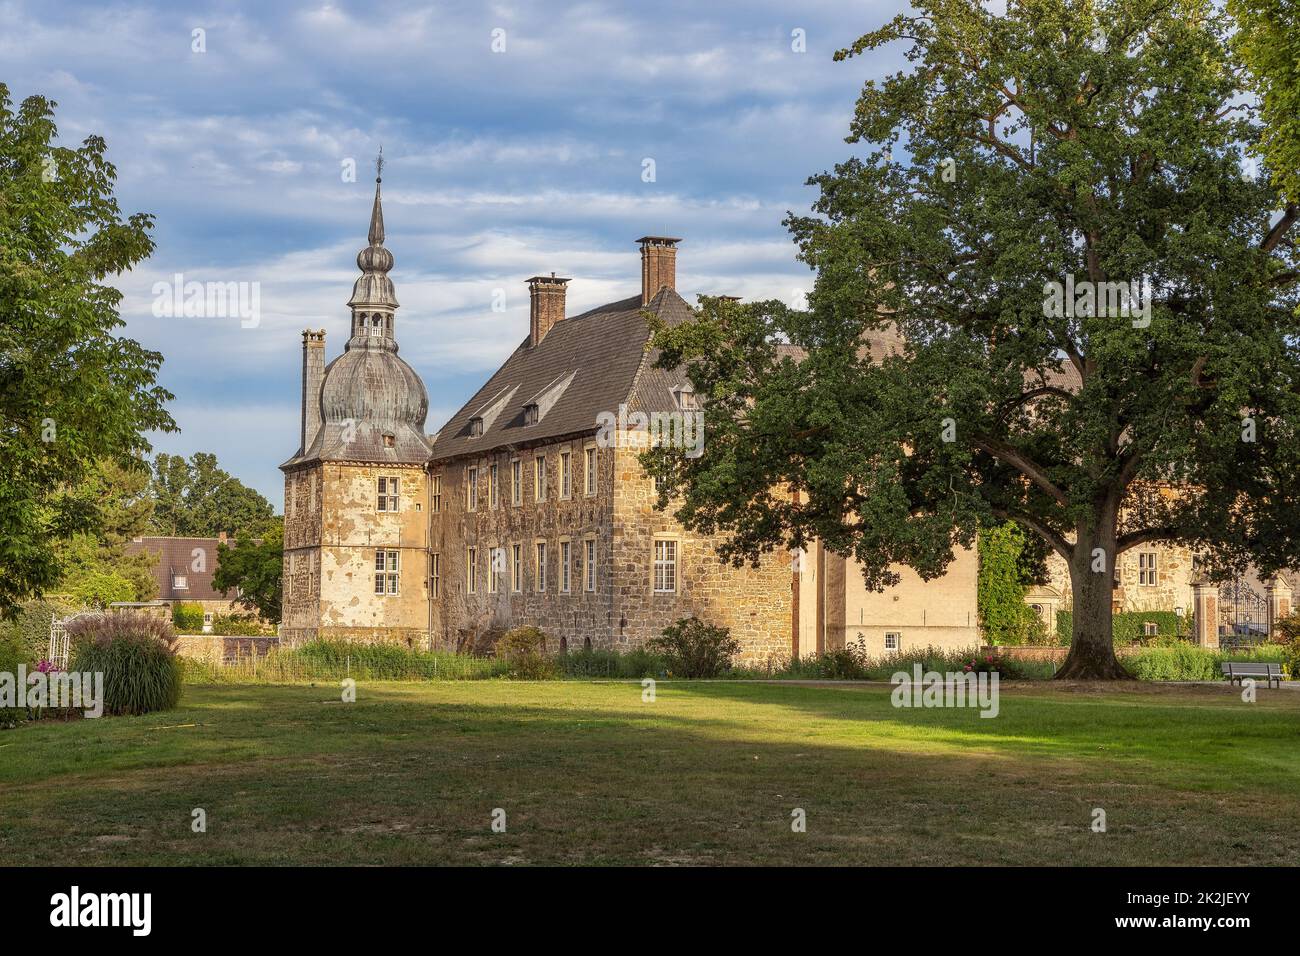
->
281, 174, 982, 661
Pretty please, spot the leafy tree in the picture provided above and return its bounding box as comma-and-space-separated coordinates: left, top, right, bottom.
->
1230, 0, 1300, 206
149, 452, 274, 538
54, 459, 158, 602
212, 518, 283, 622
647, 0, 1300, 678
0, 86, 175, 616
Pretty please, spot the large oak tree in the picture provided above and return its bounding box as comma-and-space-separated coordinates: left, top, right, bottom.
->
648, 0, 1300, 678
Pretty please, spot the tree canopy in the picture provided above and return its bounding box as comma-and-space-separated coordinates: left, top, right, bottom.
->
647, 0, 1300, 678
149, 452, 275, 538
0, 86, 174, 616
212, 518, 283, 622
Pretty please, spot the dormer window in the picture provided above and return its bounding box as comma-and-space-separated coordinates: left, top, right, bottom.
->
382, 433, 395, 448
674, 387, 697, 410
523, 403, 540, 426
469, 416, 484, 438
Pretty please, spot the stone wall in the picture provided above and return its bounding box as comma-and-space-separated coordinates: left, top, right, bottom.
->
282, 461, 430, 647
610, 443, 793, 663
431, 434, 615, 653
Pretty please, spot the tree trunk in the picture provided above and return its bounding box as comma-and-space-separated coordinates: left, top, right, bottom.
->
1056, 526, 1133, 680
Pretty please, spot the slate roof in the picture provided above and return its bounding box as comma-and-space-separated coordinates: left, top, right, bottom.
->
431, 286, 694, 462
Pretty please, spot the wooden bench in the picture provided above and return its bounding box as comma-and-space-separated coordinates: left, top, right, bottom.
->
1221, 661, 1283, 689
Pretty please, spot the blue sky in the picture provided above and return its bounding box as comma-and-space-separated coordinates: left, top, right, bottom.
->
4, 0, 913, 504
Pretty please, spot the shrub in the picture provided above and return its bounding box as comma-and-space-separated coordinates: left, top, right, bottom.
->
647, 617, 740, 678
0, 598, 78, 663
211, 613, 273, 636
495, 626, 554, 679
0, 634, 29, 728
172, 602, 205, 632
1123, 642, 1288, 681
66, 612, 183, 716
1055, 609, 1188, 645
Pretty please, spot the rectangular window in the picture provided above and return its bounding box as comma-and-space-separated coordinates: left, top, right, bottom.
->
1143, 621, 1159, 637
466, 467, 478, 511
560, 451, 572, 498
374, 549, 399, 595
511, 544, 522, 592
560, 540, 572, 593
535, 542, 547, 592
489, 463, 499, 508
466, 547, 477, 594
377, 476, 399, 512
430, 474, 442, 513
430, 552, 440, 599
885, 632, 901, 651
534, 455, 546, 502
584, 446, 597, 496
488, 547, 501, 593
653, 539, 677, 593
1138, 552, 1158, 586
584, 538, 596, 592
511, 459, 522, 505
172, 574, 188, 591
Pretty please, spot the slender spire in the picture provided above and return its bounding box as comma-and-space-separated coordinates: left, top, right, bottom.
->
368, 148, 385, 247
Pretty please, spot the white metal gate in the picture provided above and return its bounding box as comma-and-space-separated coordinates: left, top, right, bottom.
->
48, 614, 71, 668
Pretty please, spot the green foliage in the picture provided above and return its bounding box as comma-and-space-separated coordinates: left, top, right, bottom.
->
66, 612, 182, 716
212, 517, 282, 622
771, 643, 1056, 681
0, 633, 30, 728
172, 602, 205, 632
1055, 610, 1187, 645
0, 597, 77, 662
1230, 0, 1300, 206
210, 613, 274, 636
0, 86, 175, 616
555, 647, 664, 678
645, 2, 1300, 678
149, 452, 275, 539
67, 569, 135, 608
977, 522, 1044, 645
1124, 643, 1287, 681
182, 640, 507, 683
647, 617, 741, 678
495, 626, 554, 679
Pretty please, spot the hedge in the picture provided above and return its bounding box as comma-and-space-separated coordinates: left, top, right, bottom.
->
1055, 609, 1189, 645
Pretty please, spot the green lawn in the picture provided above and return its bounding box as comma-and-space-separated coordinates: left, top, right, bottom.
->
1, 680, 1297, 865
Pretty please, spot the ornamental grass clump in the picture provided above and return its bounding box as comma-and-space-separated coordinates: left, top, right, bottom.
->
67, 612, 183, 716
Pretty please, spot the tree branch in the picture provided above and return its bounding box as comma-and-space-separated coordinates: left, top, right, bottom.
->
972, 435, 1070, 506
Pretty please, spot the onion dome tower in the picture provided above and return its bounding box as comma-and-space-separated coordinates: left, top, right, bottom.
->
287, 157, 432, 466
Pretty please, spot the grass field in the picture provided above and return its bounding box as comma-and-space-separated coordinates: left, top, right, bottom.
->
1, 680, 1297, 866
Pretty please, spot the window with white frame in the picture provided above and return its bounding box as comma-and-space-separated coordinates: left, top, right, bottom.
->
172, 573, 188, 591
489, 463, 499, 508
377, 476, 399, 512
374, 550, 399, 595
560, 540, 571, 593
1143, 621, 1159, 637
511, 544, 522, 592
430, 474, 442, 513
584, 446, 597, 496
466, 467, 478, 511
466, 547, 477, 594
488, 547, 504, 593
884, 632, 901, 651
535, 542, 547, 592
674, 386, 697, 410
584, 538, 596, 592
560, 451, 571, 498
430, 552, 440, 599
534, 455, 546, 501
511, 459, 522, 505
653, 539, 677, 593
1138, 552, 1158, 586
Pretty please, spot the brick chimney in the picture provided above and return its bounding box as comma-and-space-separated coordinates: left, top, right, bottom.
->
528, 273, 570, 347
638, 236, 681, 305
300, 329, 326, 454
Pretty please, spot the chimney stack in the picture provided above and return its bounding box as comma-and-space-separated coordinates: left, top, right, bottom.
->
528, 273, 570, 347
638, 236, 681, 306
301, 329, 326, 454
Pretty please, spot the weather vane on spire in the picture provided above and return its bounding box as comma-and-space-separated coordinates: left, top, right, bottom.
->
375, 146, 384, 183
